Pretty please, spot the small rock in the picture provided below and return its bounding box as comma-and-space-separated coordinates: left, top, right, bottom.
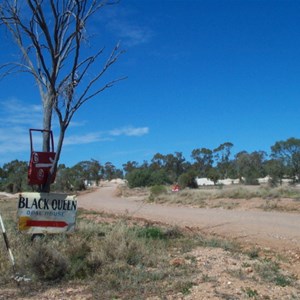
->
169, 257, 185, 266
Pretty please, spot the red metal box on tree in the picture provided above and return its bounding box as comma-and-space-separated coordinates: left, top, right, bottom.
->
28, 129, 56, 185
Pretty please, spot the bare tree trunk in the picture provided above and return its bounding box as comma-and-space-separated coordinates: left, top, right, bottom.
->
42, 93, 54, 152
42, 124, 66, 192
41, 92, 55, 193
0, 0, 125, 193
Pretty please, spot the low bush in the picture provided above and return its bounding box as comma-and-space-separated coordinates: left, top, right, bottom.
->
148, 185, 168, 202
126, 169, 171, 188
178, 171, 198, 189
126, 169, 152, 188
254, 259, 295, 287
136, 226, 166, 239
150, 185, 167, 196
27, 243, 68, 281
1, 198, 298, 299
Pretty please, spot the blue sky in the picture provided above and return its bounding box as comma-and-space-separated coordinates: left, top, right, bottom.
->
0, 0, 300, 168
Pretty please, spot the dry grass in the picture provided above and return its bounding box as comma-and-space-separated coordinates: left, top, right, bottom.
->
132, 184, 300, 212
0, 196, 207, 298
1, 195, 299, 299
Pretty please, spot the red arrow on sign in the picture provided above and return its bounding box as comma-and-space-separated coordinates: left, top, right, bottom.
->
26, 220, 68, 228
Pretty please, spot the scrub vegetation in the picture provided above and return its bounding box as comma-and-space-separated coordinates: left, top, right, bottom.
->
115, 184, 300, 213
0, 197, 299, 299
2, 137, 300, 194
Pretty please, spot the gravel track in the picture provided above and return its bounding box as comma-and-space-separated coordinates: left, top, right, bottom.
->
78, 183, 300, 254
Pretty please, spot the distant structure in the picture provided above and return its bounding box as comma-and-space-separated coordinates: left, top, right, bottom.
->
195, 177, 240, 186
195, 176, 292, 186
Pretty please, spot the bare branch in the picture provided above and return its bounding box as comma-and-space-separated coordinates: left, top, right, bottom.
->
68, 76, 127, 122
0, 0, 125, 191
77, 42, 125, 101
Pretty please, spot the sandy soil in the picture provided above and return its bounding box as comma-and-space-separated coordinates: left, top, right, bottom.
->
78, 183, 300, 256
78, 182, 300, 299
2, 183, 300, 299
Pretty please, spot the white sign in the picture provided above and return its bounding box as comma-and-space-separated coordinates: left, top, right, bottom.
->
18, 193, 77, 234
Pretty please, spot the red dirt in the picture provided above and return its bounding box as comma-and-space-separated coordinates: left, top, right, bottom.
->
78, 182, 300, 276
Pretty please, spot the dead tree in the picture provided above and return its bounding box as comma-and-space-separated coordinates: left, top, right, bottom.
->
0, 0, 125, 192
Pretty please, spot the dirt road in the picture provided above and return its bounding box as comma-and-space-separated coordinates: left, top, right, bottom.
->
2, 183, 300, 300
78, 183, 300, 253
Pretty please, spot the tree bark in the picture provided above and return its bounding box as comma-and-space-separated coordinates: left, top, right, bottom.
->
0, 0, 124, 193
42, 124, 66, 193
42, 93, 54, 152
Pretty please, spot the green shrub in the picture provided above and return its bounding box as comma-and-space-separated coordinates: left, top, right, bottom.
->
94, 222, 149, 266
149, 185, 168, 201
126, 169, 170, 188
150, 170, 171, 186
254, 259, 295, 286
27, 243, 68, 282
178, 171, 198, 189
174, 280, 194, 295
73, 179, 86, 191
243, 287, 258, 297
150, 185, 167, 196
66, 241, 92, 279
201, 237, 240, 252
246, 247, 260, 259
126, 169, 152, 188
219, 187, 252, 199
137, 226, 166, 239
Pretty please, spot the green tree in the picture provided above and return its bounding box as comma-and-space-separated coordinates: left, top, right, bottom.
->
1, 160, 29, 192
264, 159, 285, 186
53, 160, 103, 191
191, 148, 213, 177
52, 164, 73, 191
90, 159, 103, 185
150, 169, 171, 186
225, 160, 239, 179
164, 152, 187, 182
150, 152, 187, 182
213, 142, 233, 179
126, 167, 169, 188
235, 151, 266, 185
207, 167, 220, 185
67, 163, 86, 191
103, 162, 123, 180
178, 170, 198, 189
126, 169, 152, 188
122, 161, 139, 174
72, 159, 103, 186
150, 153, 165, 171
271, 138, 300, 182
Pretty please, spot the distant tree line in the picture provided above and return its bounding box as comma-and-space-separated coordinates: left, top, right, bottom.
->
1, 137, 300, 193
124, 138, 300, 188
0, 160, 123, 193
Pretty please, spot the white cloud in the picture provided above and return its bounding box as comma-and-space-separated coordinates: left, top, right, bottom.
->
0, 98, 42, 127
0, 98, 150, 165
0, 127, 29, 154
92, 4, 154, 47
109, 126, 149, 137
64, 132, 113, 145
108, 20, 153, 47
68, 120, 87, 127
0, 99, 43, 162
64, 126, 149, 145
